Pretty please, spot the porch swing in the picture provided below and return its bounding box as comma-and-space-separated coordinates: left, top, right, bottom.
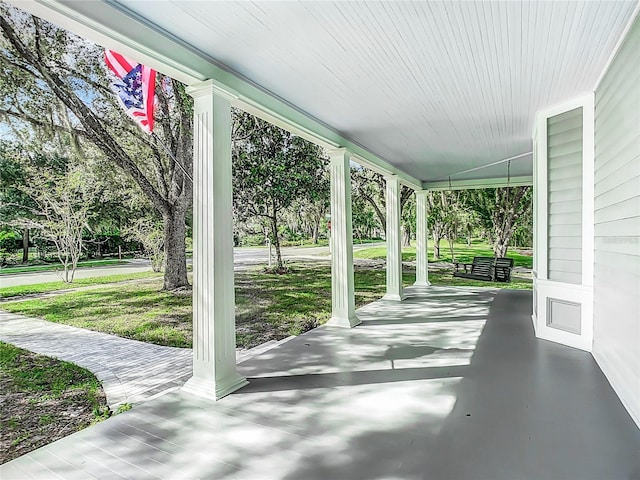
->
452, 161, 514, 282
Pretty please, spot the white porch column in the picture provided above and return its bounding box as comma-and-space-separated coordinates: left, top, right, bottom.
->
414, 190, 431, 286
182, 80, 248, 400
384, 175, 406, 301
327, 148, 360, 328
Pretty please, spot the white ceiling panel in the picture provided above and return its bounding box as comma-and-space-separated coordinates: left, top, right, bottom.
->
113, 0, 637, 182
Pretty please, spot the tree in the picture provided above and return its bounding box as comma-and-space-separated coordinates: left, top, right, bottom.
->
352, 194, 380, 242
125, 217, 165, 272
232, 111, 327, 269
401, 193, 416, 247
425, 191, 452, 260
11, 149, 99, 282
352, 167, 387, 233
0, 7, 193, 290
29, 170, 94, 282
280, 167, 329, 245
351, 166, 414, 239
462, 187, 533, 258
0, 142, 34, 262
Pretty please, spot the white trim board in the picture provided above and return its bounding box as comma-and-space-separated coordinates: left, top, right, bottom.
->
532, 93, 596, 353
533, 278, 594, 352
593, 350, 640, 429
594, 2, 640, 91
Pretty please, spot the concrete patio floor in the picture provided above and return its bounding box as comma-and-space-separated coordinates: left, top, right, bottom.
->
2, 286, 639, 479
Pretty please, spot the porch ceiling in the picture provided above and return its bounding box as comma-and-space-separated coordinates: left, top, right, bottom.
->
15, 0, 638, 185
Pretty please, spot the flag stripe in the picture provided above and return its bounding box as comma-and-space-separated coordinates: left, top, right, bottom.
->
105, 49, 156, 134
142, 66, 156, 133
104, 49, 134, 78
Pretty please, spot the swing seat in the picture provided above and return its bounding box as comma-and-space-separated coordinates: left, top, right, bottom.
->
453, 257, 495, 281
493, 257, 514, 282
453, 257, 514, 282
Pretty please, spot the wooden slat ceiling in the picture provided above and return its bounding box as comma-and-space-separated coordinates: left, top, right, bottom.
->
114, 0, 637, 182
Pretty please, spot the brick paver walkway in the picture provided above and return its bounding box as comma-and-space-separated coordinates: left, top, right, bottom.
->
0, 311, 192, 408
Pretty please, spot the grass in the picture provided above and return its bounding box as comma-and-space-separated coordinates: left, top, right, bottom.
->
0, 259, 129, 275
280, 239, 330, 247
234, 265, 407, 346
426, 269, 532, 289
0, 271, 162, 298
1, 264, 531, 350
353, 240, 533, 268
0, 342, 109, 464
2, 281, 192, 347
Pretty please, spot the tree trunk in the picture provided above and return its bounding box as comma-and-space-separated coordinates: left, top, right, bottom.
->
448, 237, 455, 263
22, 228, 29, 263
433, 235, 441, 259
489, 186, 531, 259
493, 237, 509, 258
162, 207, 189, 290
270, 215, 283, 268
360, 192, 386, 234
312, 216, 320, 244
402, 223, 411, 247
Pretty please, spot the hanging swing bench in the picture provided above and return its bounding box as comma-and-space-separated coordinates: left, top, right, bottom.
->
451, 159, 515, 283
453, 257, 514, 282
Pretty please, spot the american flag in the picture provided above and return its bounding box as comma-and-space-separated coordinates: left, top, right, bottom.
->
104, 49, 156, 134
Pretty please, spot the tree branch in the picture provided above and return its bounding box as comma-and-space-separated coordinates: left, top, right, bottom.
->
0, 107, 91, 140
0, 14, 169, 214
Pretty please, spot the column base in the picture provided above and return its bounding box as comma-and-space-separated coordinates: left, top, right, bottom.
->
182, 373, 248, 401
326, 315, 361, 328
382, 293, 407, 301
413, 280, 432, 287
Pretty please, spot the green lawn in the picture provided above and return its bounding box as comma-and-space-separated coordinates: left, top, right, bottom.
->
0, 271, 162, 298
3, 281, 193, 347
0, 342, 109, 464
0, 259, 129, 275
1, 264, 531, 350
354, 241, 533, 268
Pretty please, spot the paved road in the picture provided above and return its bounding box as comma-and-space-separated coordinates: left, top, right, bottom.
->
0, 243, 384, 288
0, 259, 154, 288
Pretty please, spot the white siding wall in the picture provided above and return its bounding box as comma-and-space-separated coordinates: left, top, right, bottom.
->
547, 108, 584, 284
593, 15, 640, 427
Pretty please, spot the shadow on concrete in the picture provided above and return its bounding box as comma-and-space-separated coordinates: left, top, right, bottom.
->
3, 286, 639, 480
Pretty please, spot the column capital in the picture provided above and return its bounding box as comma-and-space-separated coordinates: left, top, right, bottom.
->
327, 147, 352, 160
186, 79, 239, 101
